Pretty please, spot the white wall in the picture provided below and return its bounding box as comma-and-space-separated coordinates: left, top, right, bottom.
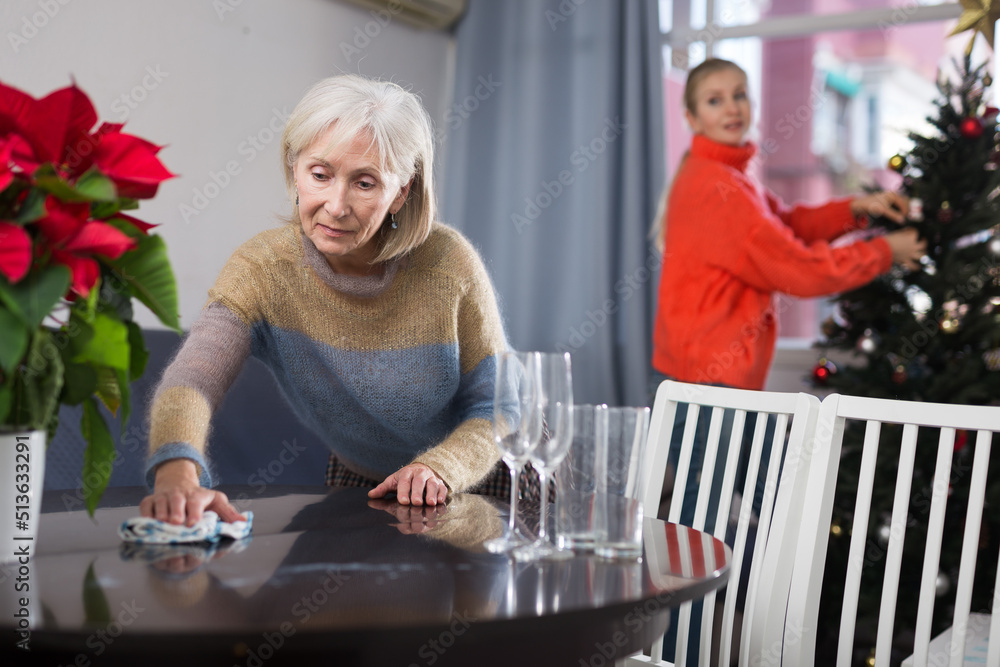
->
0, 0, 453, 328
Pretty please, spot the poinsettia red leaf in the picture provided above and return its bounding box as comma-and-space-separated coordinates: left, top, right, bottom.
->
63, 221, 136, 259
92, 131, 175, 199
0, 80, 52, 164
51, 249, 99, 296
113, 211, 158, 234
35, 196, 89, 245
95, 122, 125, 136
0, 139, 13, 192
6, 133, 40, 172
0, 221, 32, 283
37, 84, 99, 174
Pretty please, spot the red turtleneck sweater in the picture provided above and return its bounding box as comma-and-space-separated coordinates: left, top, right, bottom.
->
652, 134, 893, 390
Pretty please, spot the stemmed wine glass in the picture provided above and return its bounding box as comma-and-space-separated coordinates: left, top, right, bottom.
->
485, 350, 544, 554
514, 351, 573, 561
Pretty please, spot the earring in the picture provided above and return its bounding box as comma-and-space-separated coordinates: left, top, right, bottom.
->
294, 180, 298, 207
390, 213, 398, 230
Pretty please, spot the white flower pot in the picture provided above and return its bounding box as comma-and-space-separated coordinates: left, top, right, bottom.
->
0, 430, 46, 563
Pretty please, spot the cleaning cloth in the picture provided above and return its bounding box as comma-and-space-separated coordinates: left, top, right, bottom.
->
118, 511, 253, 545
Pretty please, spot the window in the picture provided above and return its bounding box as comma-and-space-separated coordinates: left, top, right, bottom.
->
659, 0, 986, 341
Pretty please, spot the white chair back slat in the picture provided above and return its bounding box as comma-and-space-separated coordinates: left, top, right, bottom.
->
624, 380, 819, 667
874, 423, 919, 667
912, 427, 956, 667
838, 419, 882, 667
668, 403, 701, 525
947, 432, 992, 667
721, 413, 767, 667
691, 406, 726, 530
780, 394, 1000, 667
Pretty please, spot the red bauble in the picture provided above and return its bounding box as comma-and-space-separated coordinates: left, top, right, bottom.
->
812, 358, 837, 385
960, 116, 984, 139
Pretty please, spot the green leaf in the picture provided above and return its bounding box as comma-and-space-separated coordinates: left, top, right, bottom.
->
0, 265, 71, 329
33, 164, 88, 202
81, 397, 114, 516
0, 307, 28, 375
72, 313, 130, 371
0, 377, 12, 424
107, 235, 181, 332
82, 561, 111, 624
127, 321, 149, 380
60, 361, 98, 406
10, 330, 63, 431
15, 188, 47, 224
74, 169, 117, 201
93, 366, 121, 416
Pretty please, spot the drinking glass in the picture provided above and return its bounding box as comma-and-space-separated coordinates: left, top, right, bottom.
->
485, 350, 544, 554
514, 351, 573, 561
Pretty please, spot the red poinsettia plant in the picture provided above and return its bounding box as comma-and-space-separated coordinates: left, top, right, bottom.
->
0, 79, 178, 514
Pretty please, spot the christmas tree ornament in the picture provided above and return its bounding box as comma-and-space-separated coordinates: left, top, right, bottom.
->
938, 201, 953, 222
892, 364, 908, 383
821, 316, 838, 340
936, 572, 951, 597
888, 153, 906, 172
949, 0, 1000, 52
960, 116, 984, 138
812, 358, 837, 385
988, 232, 1000, 255
857, 328, 880, 354
986, 73, 995, 87
940, 316, 961, 333
984, 347, 1000, 370
830, 521, 843, 537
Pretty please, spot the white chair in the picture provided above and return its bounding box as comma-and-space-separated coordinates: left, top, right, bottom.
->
623, 379, 821, 667
781, 394, 1000, 667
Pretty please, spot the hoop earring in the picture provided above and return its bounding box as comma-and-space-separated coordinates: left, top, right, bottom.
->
390, 213, 398, 230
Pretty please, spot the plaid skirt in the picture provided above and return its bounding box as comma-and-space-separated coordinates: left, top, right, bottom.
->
325, 455, 553, 505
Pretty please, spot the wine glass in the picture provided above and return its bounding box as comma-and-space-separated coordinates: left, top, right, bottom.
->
485, 350, 544, 554
514, 351, 573, 561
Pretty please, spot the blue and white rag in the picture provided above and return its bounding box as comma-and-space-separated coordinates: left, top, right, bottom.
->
118, 511, 253, 545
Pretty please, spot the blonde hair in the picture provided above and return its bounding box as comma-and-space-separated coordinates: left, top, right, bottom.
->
650, 58, 748, 251
280, 74, 435, 263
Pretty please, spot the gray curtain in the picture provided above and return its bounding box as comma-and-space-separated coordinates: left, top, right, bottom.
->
440, 0, 665, 407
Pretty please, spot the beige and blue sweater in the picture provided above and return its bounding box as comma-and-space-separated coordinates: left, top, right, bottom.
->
146, 222, 506, 492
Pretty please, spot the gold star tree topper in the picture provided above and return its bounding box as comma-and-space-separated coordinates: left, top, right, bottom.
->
950, 0, 1000, 53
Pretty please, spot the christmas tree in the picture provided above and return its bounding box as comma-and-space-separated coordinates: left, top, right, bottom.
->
811, 47, 1000, 665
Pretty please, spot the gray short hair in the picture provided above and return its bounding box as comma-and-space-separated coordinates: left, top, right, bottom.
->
281, 74, 435, 262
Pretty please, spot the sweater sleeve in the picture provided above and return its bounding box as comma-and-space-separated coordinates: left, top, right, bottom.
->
764, 192, 866, 244
412, 236, 505, 492
718, 205, 893, 298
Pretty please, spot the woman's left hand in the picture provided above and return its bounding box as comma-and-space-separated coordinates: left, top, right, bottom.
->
369, 463, 449, 506
850, 191, 909, 224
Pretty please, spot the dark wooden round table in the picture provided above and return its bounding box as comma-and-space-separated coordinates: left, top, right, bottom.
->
0, 486, 730, 666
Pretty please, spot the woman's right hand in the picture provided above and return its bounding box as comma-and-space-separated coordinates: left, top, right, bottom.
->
883, 227, 926, 270
140, 459, 243, 526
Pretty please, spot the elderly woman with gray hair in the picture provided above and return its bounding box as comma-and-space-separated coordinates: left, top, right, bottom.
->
141, 75, 508, 525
